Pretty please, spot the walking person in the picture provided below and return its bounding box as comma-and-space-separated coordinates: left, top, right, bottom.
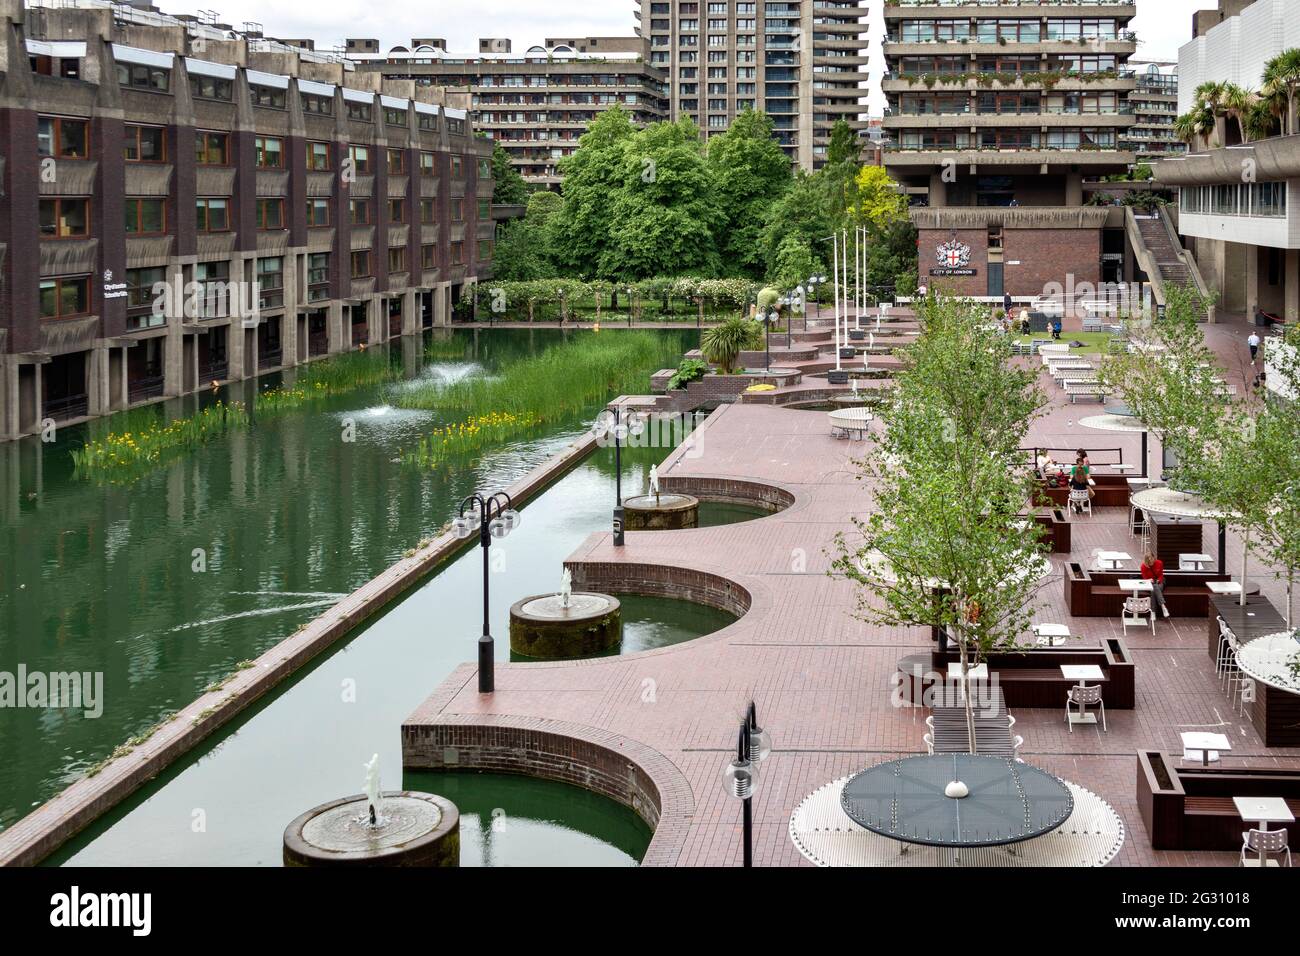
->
1141, 551, 1172, 619
1248, 330, 1261, 365
1052, 318, 1063, 341
1003, 292, 1013, 319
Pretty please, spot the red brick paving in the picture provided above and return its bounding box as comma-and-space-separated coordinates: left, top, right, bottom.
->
405, 310, 1300, 867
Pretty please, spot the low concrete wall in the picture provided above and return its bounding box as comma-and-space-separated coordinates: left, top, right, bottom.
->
566, 561, 752, 619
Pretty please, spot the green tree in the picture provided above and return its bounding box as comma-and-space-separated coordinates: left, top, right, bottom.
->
549, 107, 638, 276
603, 118, 722, 279
770, 234, 819, 294
833, 295, 1047, 752
1262, 49, 1300, 136
487, 139, 530, 206
492, 191, 563, 281
825, 118, 860, 166
847, 164, 910, 233
759, 170, 832, 279
701, 315, 761, 374
706, 109, 793, 277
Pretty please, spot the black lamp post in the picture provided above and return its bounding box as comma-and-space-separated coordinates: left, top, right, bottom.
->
594, 406, 646, 547
806, 275, 827, 331
722, 700, 772, 867
453, 492, 521, 693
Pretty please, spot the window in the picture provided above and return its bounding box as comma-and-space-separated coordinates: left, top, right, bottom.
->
195, 131, 229, 165
39, 276, 90, 319
420, 198, 436, 223
477, 239, 492, 261
350, 199, 371, 225
117, 62, 170, 92
195, 198, 230, 232
450, 199, 464, 222
384, 107, 408, 127
124, 124, 166, 162
302, 93, 332, 115
477, 197, 491, 220
250, 85, 286, 109
387, 198, 406, 222
307, 252, 330, 300
37, 117, 88, 158
349, 145, 371, 173
39, 198, 89, 238
194, 261, 231, 318
306, 198, 331, 227
256, 198, 285, 230
346, 99, 372, 122
125, 266, 166, 316
124, 198, 166, 235
417, 111, 437, 131
421, 244, 435, 269
255, 136, 283, 168
189, 75, 232, 101
350, 249, 371, 278
257, 257, 284, 309
387, 148, 406, 174
419, 151, 435, 174
477, 157, 491, 178
307, 141, 331, 171
387, 246, 407, 272
450, 155, 464, 177
450, 241, 464, 265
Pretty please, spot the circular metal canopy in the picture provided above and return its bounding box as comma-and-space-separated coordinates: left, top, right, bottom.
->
1104, 404, 1136, 418
840, 754, 1074, 849
1236, 633, 1300, 694
1130, 486, 1233, 521
1079, 414, 1148, 435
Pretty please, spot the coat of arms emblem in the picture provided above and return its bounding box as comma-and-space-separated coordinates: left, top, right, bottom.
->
936, 239, 971, 269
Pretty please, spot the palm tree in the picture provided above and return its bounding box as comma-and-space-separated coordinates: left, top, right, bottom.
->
1220, 83, 1257, 144
701, 315, 761, 375
1174, 106, 1214, 147
1262, 48, 1300, 135
1246, 97, 1282, 143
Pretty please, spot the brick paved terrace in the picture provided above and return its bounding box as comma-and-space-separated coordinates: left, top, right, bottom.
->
404, 308, 1300, 867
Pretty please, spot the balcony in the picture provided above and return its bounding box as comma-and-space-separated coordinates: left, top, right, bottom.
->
883, 1, 1137, 20
886, 146, 1135, 172
882, 70, 1136, 94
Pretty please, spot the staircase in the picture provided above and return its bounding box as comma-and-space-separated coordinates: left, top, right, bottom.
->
1136, 217, 1195, 289
1128, 209, 1213, 321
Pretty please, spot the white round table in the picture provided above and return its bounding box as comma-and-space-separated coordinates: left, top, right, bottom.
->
1237, 633, 1300, 693
829, 406, 875, 440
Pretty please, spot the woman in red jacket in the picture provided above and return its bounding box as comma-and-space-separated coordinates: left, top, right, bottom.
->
1141, 552, 1171, 619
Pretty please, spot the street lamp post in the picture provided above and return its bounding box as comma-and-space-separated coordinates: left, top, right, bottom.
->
722, 700, 772, 867
594, 405, 646, 547
453, 492, 521, 693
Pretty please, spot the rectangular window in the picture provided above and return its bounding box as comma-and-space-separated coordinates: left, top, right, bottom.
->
477, 157, 491, 178
195, 197, 230, 232
477, 239, 492, 261
477, 197, 491, 220
125, 266, 166, 313
387, 198, 406, 223
387, 148, 406, 174
37, 116, 89, 158
302, 93, 333, 115
307, 141, 331, 171
124, 124, 166, 162
387, 246, 407, 272
421, 244, 435, 269
255, 136, 284, 168
450, 155, 464, 177
417, 112, 437, 132
384, 107, 408, 127
349, 145, 371, 173
450, 241, 464, 265
189, 75, 232, 101
256, 198, 285, 230
419, 151, 435, 174
124, 198, 166, 235
250, 85, 286, 109
39, 276, 90, 319
307, 252, 330, 300
420, 198, 436, 223
118, 62, 170, 92
306, 198, 331, 227
450, 199, 464, 222
350, 249, 371, 278
39, 198, 89, 238
350, 199, 371, 225
347, 100, 372, 122
195, 131, 229, 165
257, 257, 284, 309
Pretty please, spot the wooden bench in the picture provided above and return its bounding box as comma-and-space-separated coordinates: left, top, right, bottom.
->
1137, 751, 1300, 851
923, 640, 1134, 709
1025, 508, 1071, 553
1065, 563, 1256, 618
1037, 474, 1131, 509
1065, 382, 1108, 403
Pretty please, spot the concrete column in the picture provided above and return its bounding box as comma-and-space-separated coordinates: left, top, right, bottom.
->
1245, 244, 1260, 322
0, 356, 16, 441
1065, 173, 1084, 207
401, 288, 418, 336
1287, 249, 1300, 322
328, 301, 346, 354
87, 345, 108, 417
228, 320, 248, 380
368, 297, 382, 344
928, 171, 948, 208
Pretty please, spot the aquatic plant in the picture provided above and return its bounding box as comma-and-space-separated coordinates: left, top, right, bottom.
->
70, 402, 249, 480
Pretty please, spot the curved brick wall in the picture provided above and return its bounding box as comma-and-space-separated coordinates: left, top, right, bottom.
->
659, 475, 795, 515
567, 561, 752, 619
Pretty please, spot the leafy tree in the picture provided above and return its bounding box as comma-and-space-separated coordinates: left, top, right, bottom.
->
603, 118, 723, 279
492, 191, 563, 281
826, 118, 860, 166
549, 107, 638, 276
1262, 49, 1300, 136
707, 109, 793, 277
770, 234, 819, 294
833, 295, 1046, 752
487, 139, 530, 206
867, 218, 919, 293
847, 164, 910, 233
759, 170, 832, 279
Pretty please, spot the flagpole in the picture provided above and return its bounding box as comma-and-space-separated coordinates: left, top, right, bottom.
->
832, 232, 842, 372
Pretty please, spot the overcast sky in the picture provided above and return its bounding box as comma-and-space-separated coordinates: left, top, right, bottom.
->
170, 0, 1211, 110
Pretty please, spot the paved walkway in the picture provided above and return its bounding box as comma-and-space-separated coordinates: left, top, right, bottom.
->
405, 313, 1300, 867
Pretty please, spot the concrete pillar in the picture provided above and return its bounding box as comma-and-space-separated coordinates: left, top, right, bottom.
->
328, 301, 346, 354
1245, 245, 1260, 322
401, 288, 418, 336
1065, 173, 1083, 207
0, 356, 16, 441
87, 345, 108, 417
1287, 249, 1300, 322
928, 171, 948, 208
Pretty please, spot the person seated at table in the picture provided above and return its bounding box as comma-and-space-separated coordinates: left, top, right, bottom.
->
1071, 457, 1095, 500
1036, 451, 1056, 477
1075, 449, 1091, 471
1141, 551, 1172, 619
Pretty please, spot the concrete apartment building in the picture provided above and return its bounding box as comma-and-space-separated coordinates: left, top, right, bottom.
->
0, 0, 493, 440
1157, 0, 1300, 326
635, 0, 869, 170
881, 1, 1140, 300
349, 37, 669, 187
1124, 61, 1185, 165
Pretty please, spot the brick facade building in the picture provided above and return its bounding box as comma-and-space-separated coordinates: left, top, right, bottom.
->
0, 1, 493, 440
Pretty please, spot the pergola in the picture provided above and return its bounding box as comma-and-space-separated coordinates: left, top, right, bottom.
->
1130, 486, 1232, 577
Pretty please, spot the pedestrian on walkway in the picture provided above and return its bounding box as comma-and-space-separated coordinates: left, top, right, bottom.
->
1248, 330, 1261, 364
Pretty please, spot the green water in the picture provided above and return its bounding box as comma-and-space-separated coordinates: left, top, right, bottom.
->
0, 326, 756, 865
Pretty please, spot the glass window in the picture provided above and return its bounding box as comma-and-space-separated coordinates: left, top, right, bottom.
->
39, 198, 89, 238
302, 93, 332, 115
350, 199, 370, 225
195, 197, 230, 232
118, 62, 170, 92
387, 198, 405, 222
307, 141, 331, 170
256, 198, 284, 230
387, 148, 406, 174
255, 136, 283, 168
39, 276, 90, 319
37, 117, 89, 158
306, 198, 330, 227
124, 198, 166, 235
350, 250, 371, 277
387, 246, 407, 272
124, 124, 166, 162
195, 131, 229, 165
250, 85, 286, 109
349, 145, 371, 173
189, 75, 232, 101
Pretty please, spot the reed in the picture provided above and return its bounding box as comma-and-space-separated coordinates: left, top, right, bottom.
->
256, 350, 399, 415
70, 401, 249, 480
403, 411, 544, 467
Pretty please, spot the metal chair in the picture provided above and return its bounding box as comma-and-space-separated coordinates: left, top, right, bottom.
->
1240, 828, 1292, 868
1215, 617, 1235, 681
1122, 595, 1155, 636
923, 732, 935, 755
1224, 634, 1253, 715
1012, 735, 1025, 762
1066, 684, 1107, 732
1069, 488, 1092, 516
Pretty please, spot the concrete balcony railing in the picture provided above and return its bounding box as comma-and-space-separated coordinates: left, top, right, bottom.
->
883, 1, 1137, 19
1154, 135, 1300, 187
886, 147, 1135, 169
910, 205, 1115, 231
882, 71, 1136, 93
884, 39, 1137, 58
